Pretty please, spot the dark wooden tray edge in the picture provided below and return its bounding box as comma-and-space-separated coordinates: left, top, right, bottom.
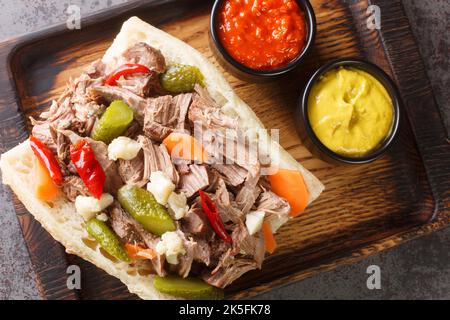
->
0, 0, 448, 300
370, 0, 450, 222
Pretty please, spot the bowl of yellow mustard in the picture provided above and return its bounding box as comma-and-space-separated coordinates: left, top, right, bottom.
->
297, 59, 401, 164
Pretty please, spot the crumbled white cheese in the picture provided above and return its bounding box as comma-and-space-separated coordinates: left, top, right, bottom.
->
75, 193, 114, 221
107, 136, 141, 161
147, 171, 175, 205
96, 212, 108, 222
167, 192, 189, 220
245, 210, 265, 236
155, 231, 186, 265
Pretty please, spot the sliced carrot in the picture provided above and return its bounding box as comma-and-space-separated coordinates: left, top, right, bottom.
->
125, 243, 156, 260
262, 221, 277, 254
162, 132, 209, 162
268, 168, 309, 217
35, 157, 59, 202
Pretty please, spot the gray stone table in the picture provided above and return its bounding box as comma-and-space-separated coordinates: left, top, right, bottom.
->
0, 0, 448, 299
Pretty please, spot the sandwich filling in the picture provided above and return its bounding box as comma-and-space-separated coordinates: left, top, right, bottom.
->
28, 42, 307, 291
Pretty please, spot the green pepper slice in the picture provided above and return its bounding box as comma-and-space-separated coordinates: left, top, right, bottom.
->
117, 185, 176, 236
154, 275, 224, 300
160, 64, 204, 93
91, 100, 134, 144
86, 219, 131, 262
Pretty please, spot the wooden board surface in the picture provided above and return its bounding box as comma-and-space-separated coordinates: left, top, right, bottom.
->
0, 0, 449, 299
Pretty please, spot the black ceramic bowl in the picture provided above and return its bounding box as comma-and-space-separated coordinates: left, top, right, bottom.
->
296, 58, 401, 164
209, 0, 316, 81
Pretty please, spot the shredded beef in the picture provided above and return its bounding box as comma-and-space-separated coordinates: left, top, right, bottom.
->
122, 42, 166, 74
138, 135, 179, 185
109, 202, 166, 276
143, 94, 192, 141
118, 151, 147, 187
202, 258, 258, 288
211, 163, 247, 187
180, 201, 211, 236
61, 176, 89, 202
256, 190, 291, 233
28, 45, 296, 289
88, 86, 150, 124
188, 84, 237, 130
178, 164, 209, 197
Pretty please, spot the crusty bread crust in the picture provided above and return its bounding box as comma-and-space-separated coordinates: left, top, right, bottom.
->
0, 17, 324, 300
0, 140, 174, 300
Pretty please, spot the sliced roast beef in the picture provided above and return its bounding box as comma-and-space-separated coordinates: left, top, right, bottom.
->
188, 84, 237, 130
88, 86, 149, 124
118, 151, 147, 187
109, 202, 145, 246
31, 61, 106, 146
138, 135, 179, 185
175, 242, 195, 278
171, 231, 213, 278
122, 42, 166, 74
119, 135, 180, 187
172, 231, 197, 278
122, 120, 142, 139
203, 222, 264, 288
235, 183, 261, 215
214, 178, 241, 224
143, 94, 192, 141
209, 237, 232, 266
110, 43, 167, 96
202, 129, 260, 177
212, 163, 247, 187
69, 72, 106, 136
235, 163, 261, 215
30, 98, 75, 154
175, 159, 192, 175
231, 222, 264, 267
178, 164, 209, 197
84, 59, 106, 79
116, 71, 167, 97
192, 238, 212, 266
116, 72, 152, 97
256, 190, 291, 233
48, 125, 69, 161
202, 258, 258, 288
180, 201, 211, 236
62, 176, 90, 202
109, 202, 166, 276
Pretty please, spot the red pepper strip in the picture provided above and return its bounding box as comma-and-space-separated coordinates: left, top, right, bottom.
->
29, 135, 63, 186
198, 190, 232, 243
104, 63, 151, 86
69, 140, 105, 199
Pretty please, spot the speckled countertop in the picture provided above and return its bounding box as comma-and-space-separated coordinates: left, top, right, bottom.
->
0, 0, 448, 300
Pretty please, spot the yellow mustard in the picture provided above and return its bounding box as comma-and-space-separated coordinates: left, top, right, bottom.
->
307, 67, 393, 157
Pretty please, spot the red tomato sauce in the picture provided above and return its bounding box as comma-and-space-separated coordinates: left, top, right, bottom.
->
217, 0, 307, 70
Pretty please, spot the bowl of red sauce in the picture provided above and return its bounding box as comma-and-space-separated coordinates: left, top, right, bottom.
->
210, 0, 316, 80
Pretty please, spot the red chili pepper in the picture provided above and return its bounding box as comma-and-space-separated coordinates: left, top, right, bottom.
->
29, 135, 63, 186
104, 63, 151, 86
69, 140, 105, 199
198, 190, 232, 243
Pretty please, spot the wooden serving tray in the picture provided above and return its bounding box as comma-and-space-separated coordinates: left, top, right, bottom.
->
0, 0, 448, 300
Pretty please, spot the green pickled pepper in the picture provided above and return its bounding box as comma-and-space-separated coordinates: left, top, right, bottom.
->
154, 275, 224, 300
117, 185, 176, 236
86, 219, 131, 262
160, 64, 205, 94
91, 100, 134, 144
